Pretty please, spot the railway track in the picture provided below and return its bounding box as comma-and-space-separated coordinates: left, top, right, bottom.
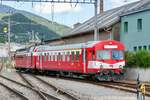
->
96, 81, 150, 97
0, 75, 41, 100
18, 73, 80, 100
0, 74, 62, 100
37, 75, 150, 97
31, 74, 80, 100
0, 81, 29, 100
18, 73, 63, 100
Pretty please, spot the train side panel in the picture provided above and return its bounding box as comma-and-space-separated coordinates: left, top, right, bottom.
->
34, 49, 84, 73
15, 53, 33, 69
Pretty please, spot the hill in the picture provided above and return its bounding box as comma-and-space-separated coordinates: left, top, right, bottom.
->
0, 5, 71, 43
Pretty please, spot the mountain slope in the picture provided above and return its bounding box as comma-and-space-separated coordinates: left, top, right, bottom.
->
0, 4, 71, 43
0, 13, 60, 43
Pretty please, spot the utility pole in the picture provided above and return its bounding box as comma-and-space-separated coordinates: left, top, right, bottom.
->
100, 0, 104, 14
94, 0, 98, 41
8, 12, 11, 60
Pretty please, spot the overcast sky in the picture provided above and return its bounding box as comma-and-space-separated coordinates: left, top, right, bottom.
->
1, 0, 139, 27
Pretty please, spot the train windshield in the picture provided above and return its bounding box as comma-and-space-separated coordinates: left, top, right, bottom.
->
97, 50, 110, 60
112, 50, 124, 60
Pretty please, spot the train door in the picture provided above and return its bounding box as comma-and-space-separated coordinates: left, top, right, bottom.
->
83, 48, 87, 73
86, 49, 95, 73
39, 54, 43, 70
30, 53, 32, 68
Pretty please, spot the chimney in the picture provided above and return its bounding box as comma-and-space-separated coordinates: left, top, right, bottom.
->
100, 0, 104, 14
73, 22, 81, 28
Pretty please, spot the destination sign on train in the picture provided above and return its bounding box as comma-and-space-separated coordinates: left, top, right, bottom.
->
104, 45, 118, 49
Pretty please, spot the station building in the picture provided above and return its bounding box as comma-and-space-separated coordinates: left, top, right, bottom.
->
120, 1, 150, 51
45, 0, 150, 52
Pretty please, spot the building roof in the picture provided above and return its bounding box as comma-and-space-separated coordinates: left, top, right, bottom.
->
35, 41, 100, 51
121, 1, 150, 16
63, 0, 149, 37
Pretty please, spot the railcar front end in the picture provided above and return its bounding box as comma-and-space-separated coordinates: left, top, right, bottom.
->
87, 40, 125, 81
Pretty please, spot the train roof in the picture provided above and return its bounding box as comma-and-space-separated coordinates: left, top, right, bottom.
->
34, 41, 100, 51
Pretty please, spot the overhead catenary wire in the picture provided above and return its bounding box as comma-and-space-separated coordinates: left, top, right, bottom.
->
70, 0, 78, 8
51, 2, 54, 24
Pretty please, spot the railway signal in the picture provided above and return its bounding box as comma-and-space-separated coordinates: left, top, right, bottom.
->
136, 74, 145, 100
3, 26, 8, 33
140, 83, 145, 100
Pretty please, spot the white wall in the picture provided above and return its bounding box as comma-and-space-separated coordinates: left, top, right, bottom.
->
126, 68, 150, 82
0, 43, 25, 57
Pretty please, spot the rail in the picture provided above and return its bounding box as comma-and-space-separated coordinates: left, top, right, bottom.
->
31, 74, 80, 100
0, 82, 29, 100
18, 73, 62, 100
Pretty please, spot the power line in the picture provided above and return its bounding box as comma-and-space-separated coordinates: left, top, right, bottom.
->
0, 0, 95, 4
1, 0, 98, 41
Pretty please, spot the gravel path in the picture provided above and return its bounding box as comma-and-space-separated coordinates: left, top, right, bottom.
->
0, 85, 21, 100
22, 74, 71, 100
0, 76, 41, 100
0, 68, 150, 100
38, 75, 150, 100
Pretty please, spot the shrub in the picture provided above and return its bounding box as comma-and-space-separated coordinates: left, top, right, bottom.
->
125, 51, 150, 68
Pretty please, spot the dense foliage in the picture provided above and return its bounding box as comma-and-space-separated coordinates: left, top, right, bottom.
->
125, 51, 150, 68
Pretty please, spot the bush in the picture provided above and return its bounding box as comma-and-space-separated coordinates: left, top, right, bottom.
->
125, 51, 150, 68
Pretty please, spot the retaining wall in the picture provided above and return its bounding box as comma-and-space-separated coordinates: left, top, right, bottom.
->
126, 68, 150, 82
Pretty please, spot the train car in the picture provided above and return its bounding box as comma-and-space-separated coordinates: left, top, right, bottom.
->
15, 40, 125, 81
14, 47, 35, 70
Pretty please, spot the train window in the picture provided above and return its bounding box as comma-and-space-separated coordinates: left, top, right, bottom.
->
55, 53, 57, 61
58, 52, 61, 61
44, 53, 47, 61
134, 47, 137, 51
76, 51, 80, 61
51, 55, 53, 61
71, 51, 75, 62
112, 50, 124, 60
91, 50, 95, 60
54, 55, 56, 61
149, 45, 150, 51
49, 55, 51, 61
62, 52, 65, 61
48, 53, 51, 61
67, 52, 70, 62
47, 53, 49, 60
97, 50, 110, 60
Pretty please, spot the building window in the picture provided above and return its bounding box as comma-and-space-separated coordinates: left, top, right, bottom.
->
143, 46, 147, 50
137, 19, 142, 31
124, 22, 128, 33
134, 47, 137, 51
138, 46, 142, 50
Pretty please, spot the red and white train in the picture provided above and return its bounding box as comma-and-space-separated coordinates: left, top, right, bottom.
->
14, 40, 125, 81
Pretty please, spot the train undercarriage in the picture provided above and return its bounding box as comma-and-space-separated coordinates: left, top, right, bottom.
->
15, 67, 126, 81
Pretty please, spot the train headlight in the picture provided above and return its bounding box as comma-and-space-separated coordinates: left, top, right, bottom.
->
119, 65, 123, 68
